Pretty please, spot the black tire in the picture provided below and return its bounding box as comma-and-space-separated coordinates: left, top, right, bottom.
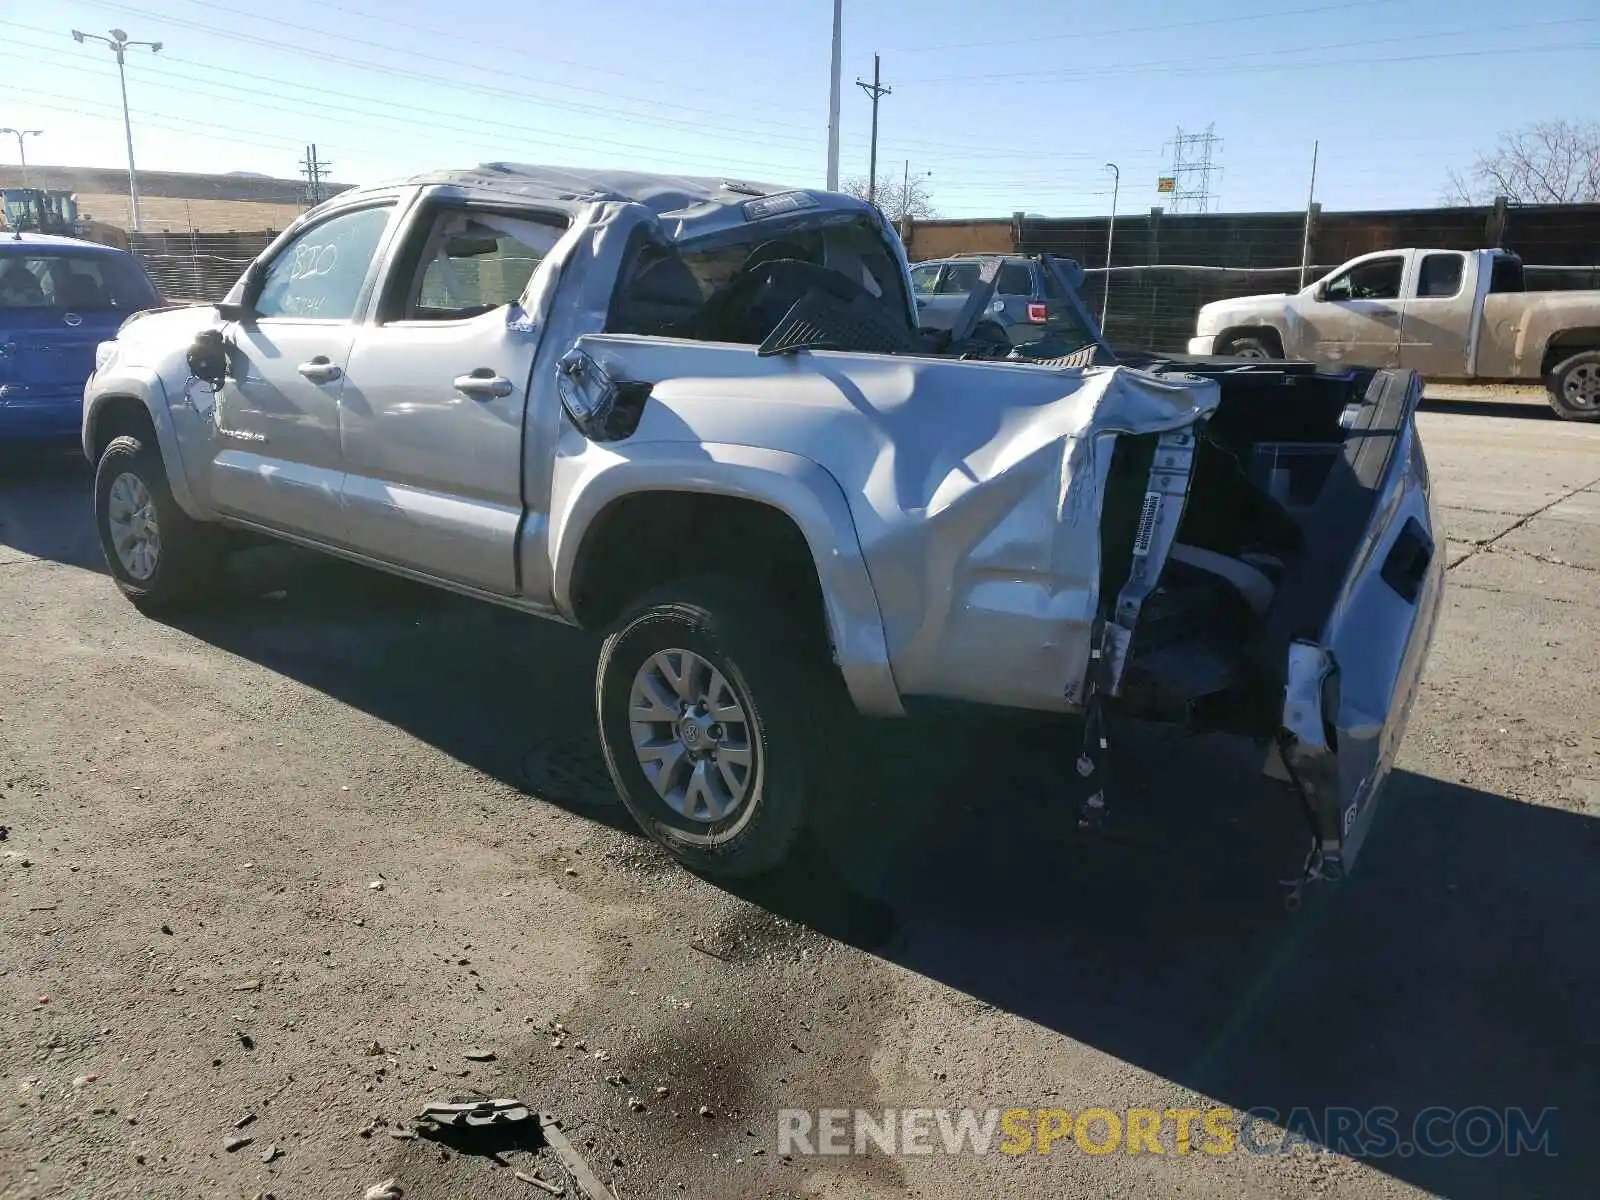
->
1546, 351, 1600, 422
595, 577, 834, 879
1217, 332, 1282, 360
93, 432, 225, 609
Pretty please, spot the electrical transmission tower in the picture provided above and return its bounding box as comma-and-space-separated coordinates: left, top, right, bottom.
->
1164, 124, 1222, 213
300, 143, 331, 208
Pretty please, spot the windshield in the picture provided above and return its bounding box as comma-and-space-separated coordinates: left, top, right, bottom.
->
0, 252, 160, 314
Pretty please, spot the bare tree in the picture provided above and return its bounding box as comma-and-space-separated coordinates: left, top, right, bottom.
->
840, 173, 938, 224
1445, 119, 1600, 205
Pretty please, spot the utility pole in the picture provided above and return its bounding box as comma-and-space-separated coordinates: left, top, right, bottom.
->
71, 28, 163, 232
1102, 162, 1120, 330
855, 54, 891, 203
0, 128, 43, 189
826, 0, 843, 190
1298, 140, 1320, 290
300, 143, 331, 208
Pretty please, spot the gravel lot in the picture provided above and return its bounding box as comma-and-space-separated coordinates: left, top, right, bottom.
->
1, 386, 1596, 1200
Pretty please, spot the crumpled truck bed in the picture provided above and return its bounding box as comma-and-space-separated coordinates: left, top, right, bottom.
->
559, 335, 1221, 714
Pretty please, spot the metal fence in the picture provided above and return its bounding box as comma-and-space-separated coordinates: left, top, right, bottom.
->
128, 231, 275, 304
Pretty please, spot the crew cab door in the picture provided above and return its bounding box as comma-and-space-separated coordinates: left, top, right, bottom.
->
1298, 253, 1405, 368
1397, 251, 1473, 377
337, 202, 566, 595
210, 202, 398, 542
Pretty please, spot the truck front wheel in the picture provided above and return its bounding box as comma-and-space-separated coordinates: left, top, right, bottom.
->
1547, 351, 1600, 422
595, 578, 832, 879
1217, 331, 1283, 360
93, 433, 225, 610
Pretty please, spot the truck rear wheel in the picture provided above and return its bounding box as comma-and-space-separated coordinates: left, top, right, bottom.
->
93, 433, 225, 610
1547, 351, 1600, 422
595, 578, 831, 879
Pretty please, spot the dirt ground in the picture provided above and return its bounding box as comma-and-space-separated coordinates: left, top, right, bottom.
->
1, 385, 1596, 1200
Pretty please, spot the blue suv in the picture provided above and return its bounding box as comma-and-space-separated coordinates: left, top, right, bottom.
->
910, 254, 1097, 349
0, 233, 161, 444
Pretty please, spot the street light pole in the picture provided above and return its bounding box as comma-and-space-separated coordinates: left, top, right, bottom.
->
826, 0, 843, 190
0, 128, 43, 189
1101, 162, 1120, 330
71, 28, 162, 232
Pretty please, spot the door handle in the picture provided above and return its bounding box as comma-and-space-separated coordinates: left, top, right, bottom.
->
454, 369, 514, 399
297, 356, 342, 383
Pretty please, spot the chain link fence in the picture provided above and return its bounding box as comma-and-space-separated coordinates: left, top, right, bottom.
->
128, 231, 276, 304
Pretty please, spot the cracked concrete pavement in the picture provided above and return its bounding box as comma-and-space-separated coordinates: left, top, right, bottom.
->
0, 385, 1596, 1200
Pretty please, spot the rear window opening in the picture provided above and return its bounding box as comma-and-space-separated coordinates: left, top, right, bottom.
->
0, 252, 159, 313
606, 214, 912, 347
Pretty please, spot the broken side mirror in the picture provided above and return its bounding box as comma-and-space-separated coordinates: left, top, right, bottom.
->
556, 348, 652, 442
186, 328, 231, 389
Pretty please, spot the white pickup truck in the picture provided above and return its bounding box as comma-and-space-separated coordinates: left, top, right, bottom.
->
1189, 248, 1600, 420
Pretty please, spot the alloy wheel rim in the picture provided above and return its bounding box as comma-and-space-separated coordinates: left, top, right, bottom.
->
107, 471, 160, 581
628, 648, 756, 824
1563, 363, 1600, 409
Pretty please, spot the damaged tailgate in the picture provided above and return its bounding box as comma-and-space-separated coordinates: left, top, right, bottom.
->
1264, 369, 1445, 872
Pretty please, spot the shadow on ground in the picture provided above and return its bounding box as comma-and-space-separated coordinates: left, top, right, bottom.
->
0, 450, 104, 572
1419, 395, 1557, 421
154, 545, 1598, 1200
9, 461, 1589, 1198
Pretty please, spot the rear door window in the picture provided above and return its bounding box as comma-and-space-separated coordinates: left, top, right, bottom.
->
908, 263, 940, 293
935, 262, 981, 294
996, 262, 1033, 296
396, 209, 566, 321
1489, 256, 1525, 293
1416, 253, 1464, 298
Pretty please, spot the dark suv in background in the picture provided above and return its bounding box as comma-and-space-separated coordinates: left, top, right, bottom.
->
911, 253, 1094, 348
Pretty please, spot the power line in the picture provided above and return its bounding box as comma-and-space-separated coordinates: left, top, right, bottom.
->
901, 19, 1600, 86
0, 24, 1164, 169
890, 0, 1400, 54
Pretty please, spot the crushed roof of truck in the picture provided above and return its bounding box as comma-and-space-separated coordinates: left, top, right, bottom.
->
393, 164, 804, 218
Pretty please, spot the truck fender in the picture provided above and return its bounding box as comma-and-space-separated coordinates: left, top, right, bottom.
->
548, 441, 905, 717
82, 371, 208, 521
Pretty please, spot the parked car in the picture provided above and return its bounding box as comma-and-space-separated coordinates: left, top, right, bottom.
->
0, 233, 161, 443
83, 165, 1443, 886
910, 253, 1098, 349
1188, 247, 1600, 420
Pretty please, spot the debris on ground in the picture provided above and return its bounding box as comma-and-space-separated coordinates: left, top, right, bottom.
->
514, 1171, 565, 1195
418, 1098, 532, 1129
362, 1040, 385, 1056
260, 1142, 281, 1163
463, 1048, 496, 1062
698, 1106, 714, 1119
223, 1134, 253, 1152
231, 980, 262, 993
368, 880, 384, 891
234, 1113, 256, 1129
626, 1097, 645, 1112
364, 1180, 403, 1200
539, 1115, 612, 1200
387, 1127, 418, 1140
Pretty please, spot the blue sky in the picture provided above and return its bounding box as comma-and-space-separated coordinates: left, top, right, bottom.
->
0, 0, 1593, 218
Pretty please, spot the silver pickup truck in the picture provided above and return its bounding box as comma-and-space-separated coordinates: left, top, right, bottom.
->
1190, 247, 1600, 421
83, 165, 1444, 885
